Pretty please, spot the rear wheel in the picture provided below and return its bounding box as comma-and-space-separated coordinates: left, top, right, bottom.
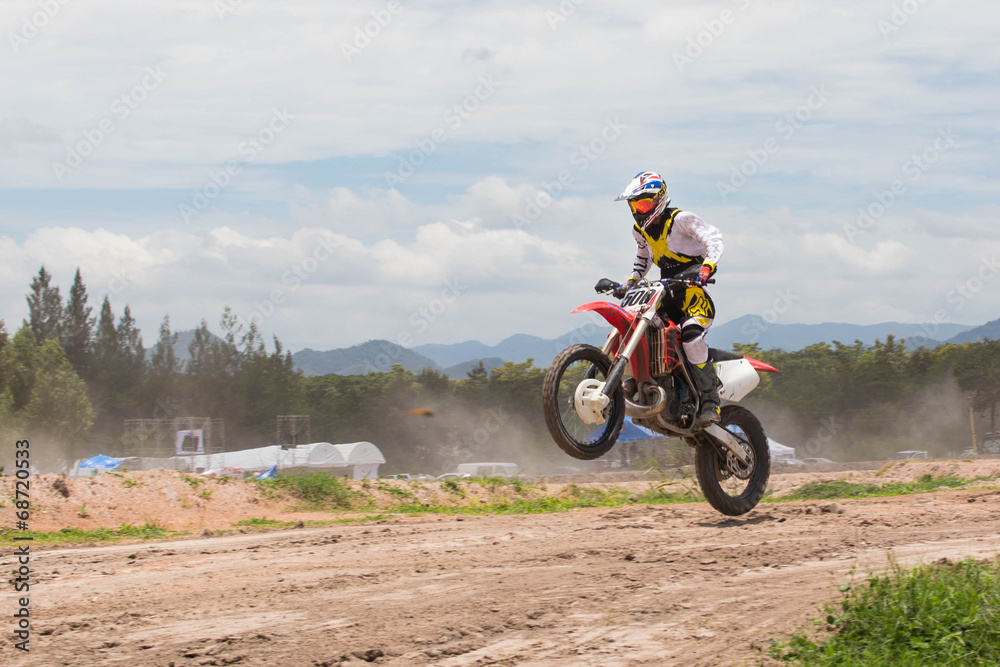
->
694, 405, 770, 516
542, 344, 626, 460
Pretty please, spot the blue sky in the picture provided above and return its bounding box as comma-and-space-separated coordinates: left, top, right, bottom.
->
1, 0, 998, 351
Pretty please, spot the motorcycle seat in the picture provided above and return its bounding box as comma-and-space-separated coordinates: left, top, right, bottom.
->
709, 348, 744, 363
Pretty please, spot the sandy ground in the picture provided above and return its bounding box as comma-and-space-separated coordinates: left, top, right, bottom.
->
2, 462, 1000, 666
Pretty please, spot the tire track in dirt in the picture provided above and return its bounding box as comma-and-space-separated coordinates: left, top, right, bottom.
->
3, 490, 1000, 666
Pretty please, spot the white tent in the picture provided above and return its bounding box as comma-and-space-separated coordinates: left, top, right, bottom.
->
768, 438, 796, 461
286, 442, 385, 479
167, 441, 385, 479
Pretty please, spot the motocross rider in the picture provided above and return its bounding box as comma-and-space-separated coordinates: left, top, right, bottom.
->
613, 171, 724, 426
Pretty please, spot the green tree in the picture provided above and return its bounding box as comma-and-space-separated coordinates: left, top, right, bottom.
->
90, 297, 145, 417
0, 320, 9, 398
20, 339, 95, 452
26, 266, 63, 344
61, 268, 94, 378
954, 340, 1000, 432
147, 314, 181, 406
4, 325, 38, 413
235, 322, 305, 438
489, 359, 545, 415
184, 312, 241, 420
455, 361, 489, 401
116, 305, 145, 398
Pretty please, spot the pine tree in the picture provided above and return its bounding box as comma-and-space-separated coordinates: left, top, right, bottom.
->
147, 315, 181, 415
61, 268, 95, 379
116, 305, 145, 398
92, 296, 117, 388
26, 266, 63, 344
186, 318, 238, 418
150, 315, 181, 377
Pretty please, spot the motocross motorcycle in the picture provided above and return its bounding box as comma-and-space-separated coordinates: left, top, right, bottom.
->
542, 269, 779, 516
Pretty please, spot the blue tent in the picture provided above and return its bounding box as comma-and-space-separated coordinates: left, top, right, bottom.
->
590, 417, 661, 443
78, 454, 123, 469
617, 417, 660, 443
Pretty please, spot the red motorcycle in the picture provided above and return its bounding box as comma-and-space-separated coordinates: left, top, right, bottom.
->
542, 272, 779, 515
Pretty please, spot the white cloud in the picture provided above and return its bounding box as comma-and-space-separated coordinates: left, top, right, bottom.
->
0, 190, 597, 349
2, 0, 998, 349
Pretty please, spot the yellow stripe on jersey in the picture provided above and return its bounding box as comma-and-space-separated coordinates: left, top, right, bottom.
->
634, 209, 701, 269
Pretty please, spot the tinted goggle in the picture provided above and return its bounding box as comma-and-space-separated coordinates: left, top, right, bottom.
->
628, 197, 657, 215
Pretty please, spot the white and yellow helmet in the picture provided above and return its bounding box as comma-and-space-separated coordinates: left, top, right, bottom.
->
615, 171, 670, 226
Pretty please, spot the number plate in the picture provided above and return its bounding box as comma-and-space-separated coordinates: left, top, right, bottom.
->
620, 286, 655, 310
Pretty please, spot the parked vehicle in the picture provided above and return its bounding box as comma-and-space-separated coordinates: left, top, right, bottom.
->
801, 457, 834, 464
453, 462, 520, 477
542, 271, 779, 516
888, 450, 928, 460
436, 472, 472, 480
541, 466, 582, 475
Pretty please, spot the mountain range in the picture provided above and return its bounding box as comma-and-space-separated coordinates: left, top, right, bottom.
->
155, 316, 999, 377
288, 316, 998, 377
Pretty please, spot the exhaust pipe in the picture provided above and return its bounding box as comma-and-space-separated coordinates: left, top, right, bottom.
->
625, 383, 668, 418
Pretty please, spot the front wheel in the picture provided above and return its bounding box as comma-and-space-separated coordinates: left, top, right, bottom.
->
542, 344, 626, 460
694, 405, 770, 516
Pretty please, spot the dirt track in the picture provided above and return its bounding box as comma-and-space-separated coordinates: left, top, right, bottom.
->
4, 485, 1000, 666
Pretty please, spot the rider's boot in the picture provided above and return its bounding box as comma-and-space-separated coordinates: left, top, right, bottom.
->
690, 361, 721, 427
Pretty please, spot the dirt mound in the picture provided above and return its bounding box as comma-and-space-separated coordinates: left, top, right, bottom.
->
6, 459, 998, 533
6, 484, 1000, 666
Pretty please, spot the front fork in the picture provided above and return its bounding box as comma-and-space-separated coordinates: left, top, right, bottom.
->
601, 302, 657, 399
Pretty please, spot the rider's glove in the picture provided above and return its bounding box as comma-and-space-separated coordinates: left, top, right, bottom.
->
613, 277, 638, 299
695, 263, 715, 287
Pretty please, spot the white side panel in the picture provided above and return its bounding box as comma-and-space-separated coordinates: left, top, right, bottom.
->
716, 358, 760, 402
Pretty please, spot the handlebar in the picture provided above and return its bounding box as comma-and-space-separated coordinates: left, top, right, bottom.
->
594, 276, 714, 295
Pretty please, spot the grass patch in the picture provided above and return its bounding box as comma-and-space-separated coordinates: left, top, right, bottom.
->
778, 475, 973, 502
769, 557, 1000, 666
378, 482, 697, 516
374, 480, 418, 503
0, 522, 181, 546
470, 475, 511, 492
181, 475, 203, 489
440, 478, 465, 497
233, 517, 294, 528
256, 472, 356, 509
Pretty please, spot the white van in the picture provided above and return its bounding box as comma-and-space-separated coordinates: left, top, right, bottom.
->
453, 462, 520, 477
